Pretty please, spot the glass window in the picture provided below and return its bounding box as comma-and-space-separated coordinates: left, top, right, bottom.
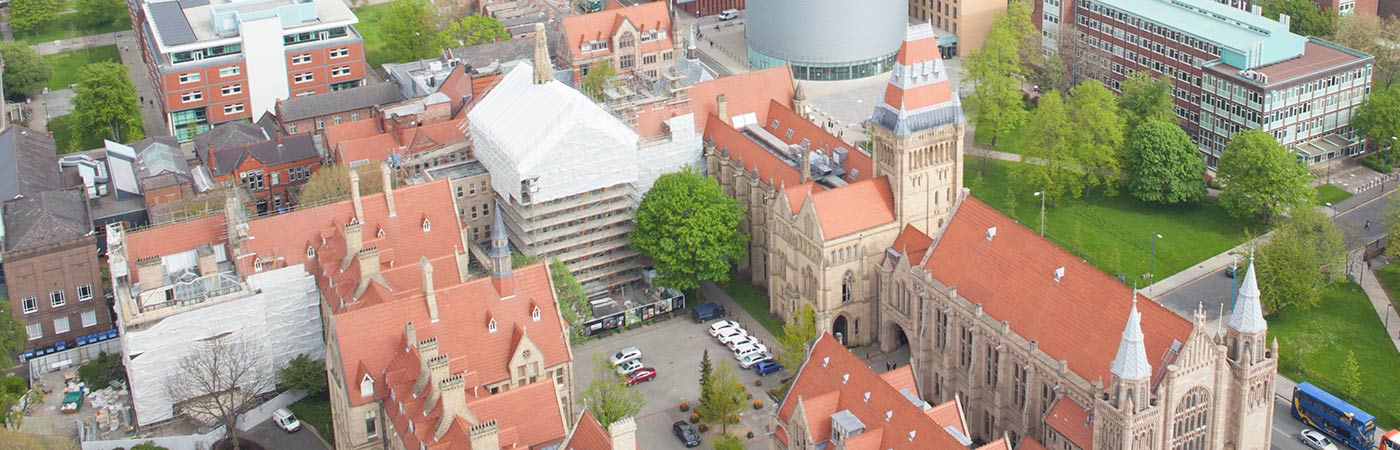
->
82, 310, 98, 328
54, 317, 70, 334
291, 54, 312, 65
78, 284, 93, 301
219, 66, 241, 77
26, 323, 41, 340
223, 103, 245, 114
179, 72, 201, 83
221, 84, 243, 96
181, 91, 204, 103
22, 297, 37, 314
50, 290, 65, 307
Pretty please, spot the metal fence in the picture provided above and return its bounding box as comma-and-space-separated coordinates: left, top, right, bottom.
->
26, 339, 122, 379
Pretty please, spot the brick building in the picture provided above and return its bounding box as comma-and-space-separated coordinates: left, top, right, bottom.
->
274, 83, 402, 139
193, 122, 321, 214
559, 1, 676, 80
131, 0, 367, 140
4, 189, 111, 353
425, 161, 495, 246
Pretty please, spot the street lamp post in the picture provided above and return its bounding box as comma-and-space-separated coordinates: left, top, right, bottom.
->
1033, 191, 1046, 237
1325, 202, 1338, 220
1149, 233, 1163, 292
1230, 255, 1239, 310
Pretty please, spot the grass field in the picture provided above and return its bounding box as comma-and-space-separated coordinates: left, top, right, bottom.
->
966, 156, 1255, 282
47, 114, 109, 153
16, 13, 130, 46
717, 280, 784, 337
352, 4, 393, 70
1314, 184, 1354, 206
288, 393, 335, 446
1270, 282, 1400, 428
42, 45, 121, 90
972, 124, 1028, 155
1370, 264, 1400, 327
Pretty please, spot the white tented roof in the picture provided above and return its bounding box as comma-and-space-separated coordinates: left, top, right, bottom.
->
469, 62, 639, 204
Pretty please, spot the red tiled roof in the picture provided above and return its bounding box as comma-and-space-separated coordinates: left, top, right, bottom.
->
122, 215, 229, 282
763, 100, 873, 182
383, 374, 566, 450
920, 196, 1194, 384
435, 65, 475, 118
775, 333, 980, 450
806, 177, 895, 239
334, 119, 468, 167
705, 114, 806, 189
924, 400, 964, 436
560, 410, 617, 450
883, 82, 953, 113
690, 66, 794, 132
896, 32, 941, 66
1018, 436, 1051, 450
1045, 397, 1093, 450
561, 1, 672, 61
890, 224, 933, 259
324, 119, 383, 151
975, 440, 1012, 450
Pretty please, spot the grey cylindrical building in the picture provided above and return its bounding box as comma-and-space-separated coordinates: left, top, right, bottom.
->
745, 0, 906, 80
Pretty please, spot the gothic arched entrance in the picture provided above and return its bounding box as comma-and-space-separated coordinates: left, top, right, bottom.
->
832, 315, 849, 345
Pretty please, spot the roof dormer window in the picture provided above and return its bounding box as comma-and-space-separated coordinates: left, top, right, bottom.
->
531, 306, 541, 322
377, 228, 386, 238
422, 218, 431, 232
361, 373, 375, 397
488, 318, 497, 333
307, 245, 316, 258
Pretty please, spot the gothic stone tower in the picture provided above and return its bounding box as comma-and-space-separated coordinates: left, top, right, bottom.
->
1222, 259, 1277, 450
1094, 298, 1165, 450
869, 24, 966, 234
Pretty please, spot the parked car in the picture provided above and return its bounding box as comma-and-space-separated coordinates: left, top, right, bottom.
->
692, 303, 727, 323
1225, 265, 1238, 278
717, 329, 750, 346
726, 335, 760, 351
625, 367, 657, 385
672, 421, 702, 447
609, 347, 642, 366
1301, 429, 1338, 450
753, 360, 784, 376
615, 359, 645, 376
738, 351, 772, 368
708, 320, 743, 337
718, 8, 739, 21
734, 343, 769, 359
272, 408, 301, 433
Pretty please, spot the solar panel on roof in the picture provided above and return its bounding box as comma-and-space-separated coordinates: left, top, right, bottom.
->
148, 1, 198, 46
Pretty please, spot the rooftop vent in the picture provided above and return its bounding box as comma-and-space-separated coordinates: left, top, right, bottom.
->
823, 357, 830, 367
986, 227, 997, 241
885, 410, 893, 422
1054, 267, 1066, 282
842, 373, 850, 384
863, 392, 871, 402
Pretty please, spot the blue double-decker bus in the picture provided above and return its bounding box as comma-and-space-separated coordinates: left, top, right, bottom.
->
1291, 382, 1376, 450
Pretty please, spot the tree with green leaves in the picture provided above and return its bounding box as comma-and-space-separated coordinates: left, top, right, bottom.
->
1353, 83, 1400, 161
963, 0, 1034, 147
0, 43, 51, 99
0, 302, 25, 372
698, 349, 713, 404
1383, 195, 1400, 260
712, 434, 745, 450
1260, 0, 1334, 37
1257, 206, 1344, 313
438, 15, 510, 50
75, 0, 128, 27
580, 355, 643, 428
72, 62, 145, 144
581, 60, 617, 101
630, 168, 748, 291
381, 0, 439, 63
776, 305, 815, 371
9, 0, 59, 35
1066, 80, 1126, 195
549, 259, 593, 345
0, 375, 28, 427
1340, 350, 1362, 399
1126, 120, 1207, 205
697, 360, 745, 434
278, 354, 326, 396
296, 164, 384, 205
1118, 72, 1175, 132
1332, 13, 1400, 87
131, 441, 171, 450
77, 352, 125, 390
1217, 130, 1313, 222
1015, 90, 1080, 200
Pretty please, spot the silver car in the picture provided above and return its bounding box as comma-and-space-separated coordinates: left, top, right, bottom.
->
1301, 429, 1337, 450
738, 351, 772, 368
609, 347, 642, 366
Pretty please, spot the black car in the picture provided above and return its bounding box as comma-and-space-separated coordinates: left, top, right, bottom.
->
672, 421, 701, 448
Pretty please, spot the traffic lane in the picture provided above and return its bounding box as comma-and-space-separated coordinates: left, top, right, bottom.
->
1156, 267, 1234, 323
245, 416, 330, 450
1337, 189, 1395, 246
1272, 394, 1310, 450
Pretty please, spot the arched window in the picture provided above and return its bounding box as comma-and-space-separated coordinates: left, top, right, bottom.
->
618, 33, 636, 49
842, 271, 855, 303
1171, 387, 1211, 450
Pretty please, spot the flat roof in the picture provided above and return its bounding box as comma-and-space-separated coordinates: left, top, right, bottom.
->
1204, 39, 1371, 88
425, 160, 489, 180
1094, 0, 1295, 55
146, 0, 357, 49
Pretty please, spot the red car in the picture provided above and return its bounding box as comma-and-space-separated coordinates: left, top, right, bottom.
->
625, 367, 657, 385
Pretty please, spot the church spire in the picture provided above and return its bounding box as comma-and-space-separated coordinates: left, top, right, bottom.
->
532, 23, 552, 85
489, 202, 515, 297
1110, 295, 1152, 381
1228, 255, 1267, 334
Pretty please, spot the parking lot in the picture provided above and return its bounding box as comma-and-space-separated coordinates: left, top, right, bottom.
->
572, 312, 786, 449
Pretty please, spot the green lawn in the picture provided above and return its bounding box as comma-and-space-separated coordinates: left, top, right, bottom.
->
42, 45, 122, 90
288, 393, 335, 446
352, 4, 394, 70
1314, 184, 1353, 206
1270, 282, 1400, 428
972, 123, 1028, 155
716, 280, 784, 337
47, 114, 116, 153
1371, 264, 1400, 324
966, 156, 1255, 283
16, 13, 131, 46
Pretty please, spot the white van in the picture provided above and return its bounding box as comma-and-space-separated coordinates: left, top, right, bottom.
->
718, 9, 740, 21
273, 408, 302, 433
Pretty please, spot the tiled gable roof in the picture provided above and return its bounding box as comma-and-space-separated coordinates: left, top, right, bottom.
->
560, 410, 613, 450
690, 66, 794, 132
803, 176, 895, 239
0, 125, 61, 201
1018, 436, 1051, 450
561, 1, 672, 61
1045, 397, 1093, 449
918, 196, 1194, 385
277, 82, 402, 122
764, 100, 874, 182
706, 115, 807, 189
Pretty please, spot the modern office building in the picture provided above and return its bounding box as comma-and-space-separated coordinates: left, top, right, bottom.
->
132, 0, 367, 140
908, 0, 1007, 57
1072, 0, 1373, 165
746, 0, 907, 80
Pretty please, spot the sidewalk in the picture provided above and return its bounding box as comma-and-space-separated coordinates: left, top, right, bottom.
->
30, 30, 130, 56
1356, 263, 1400, 356
114, 32, 170, 137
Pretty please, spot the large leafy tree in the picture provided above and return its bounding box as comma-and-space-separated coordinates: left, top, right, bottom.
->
0, 375, 28, 427
0, 43, 52, 99
381, 0, 439, 63
1065, 80, 1126, 195
278, 354, 327, 396
1217, 130, 1312, 222
9, 0, 59, 35
1126, 120, 1207, 205
0, 302, 25, 372
438, 15, 509, 50
630, 168, 748, 291
1118, 72, 1175, 132
1333, 13, 1400, 86
75, 0, 128, 27
1015, 90, 1080, 200
1352, 83, 1400, 156
697, 349, 714, 411
296, 164, 384, 205
776, 305, 815, 371
1256, 205, 1344, 313
549, 259, 593, 345
581, 60, 617, 101
697, 360, 745, 434
580, 355, 643, 428
1260, 0, 1334, 37
72, 62, 146, 144
964, 0, 1034, 146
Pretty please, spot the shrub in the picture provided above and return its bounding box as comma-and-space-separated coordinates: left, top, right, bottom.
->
78, 352, 126, 390
747, 431, 755, 439
754, 379, 762, 387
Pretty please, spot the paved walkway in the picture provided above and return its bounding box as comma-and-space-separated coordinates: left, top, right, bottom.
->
31, 30, 130, 56
1357, 261, 1400, 355
113, 32, 170, 138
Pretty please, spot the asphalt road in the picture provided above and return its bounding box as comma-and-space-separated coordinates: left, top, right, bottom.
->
245, 417, 329, 450
1271, 394, 1312, 450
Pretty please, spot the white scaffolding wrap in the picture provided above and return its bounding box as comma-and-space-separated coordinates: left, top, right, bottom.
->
633, 114, 702, 195
123, 266, 323, 425
470, 62, 641, 205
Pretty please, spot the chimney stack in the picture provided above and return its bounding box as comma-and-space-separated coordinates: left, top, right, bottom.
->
422, 354, 450, 412
339, 222, 364, 272
349, 168, 364, 224
717, 94, 729, 125
533, 23, 552, 85
435, 374, 474, 440
468, 420, 500, 450
421, 256, 438, 322
381, 162, 396, 217
412, 337, 439, 397
1279, 13, 1291, 28
353, 247, 389, 299
608, 417, 637, 450
136, 256, 165, 291
404, 321, 416, 353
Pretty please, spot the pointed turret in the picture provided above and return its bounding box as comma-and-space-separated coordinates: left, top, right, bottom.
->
871, 23, 963, 138
489, 202, 515, 297
1109, 297, 1152, 381
793, 81, 808, 118
1228, 258, 1268, 334
532, 23, 552, 85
